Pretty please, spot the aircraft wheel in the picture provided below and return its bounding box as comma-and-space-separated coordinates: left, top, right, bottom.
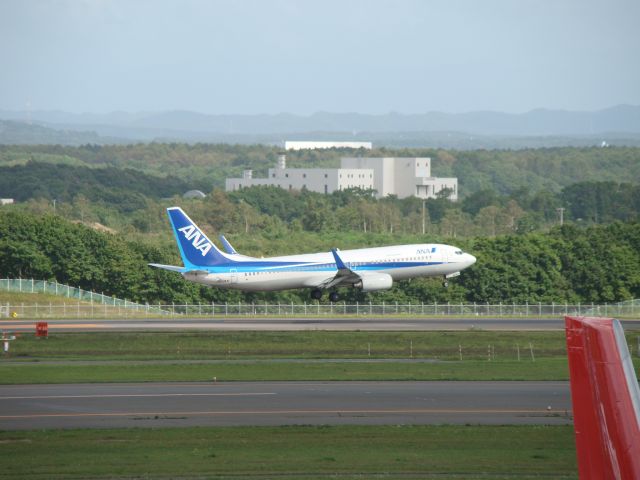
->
328, 291, 339, 302
443, 280, 449, 288
310, 289, 323, 300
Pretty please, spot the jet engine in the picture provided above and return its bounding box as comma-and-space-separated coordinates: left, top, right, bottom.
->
354, 273, 393, 292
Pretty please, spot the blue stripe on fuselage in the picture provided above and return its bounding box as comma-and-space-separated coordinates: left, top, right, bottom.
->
197, 261, 446, 274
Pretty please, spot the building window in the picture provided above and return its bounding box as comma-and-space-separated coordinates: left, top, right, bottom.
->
324, 173, 328, 178
303, 173, 306, 178
272, 173, 275, 178
285, 173, 289, 178
324, 185, 328, 194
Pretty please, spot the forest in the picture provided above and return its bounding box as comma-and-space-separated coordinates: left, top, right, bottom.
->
0, 210, 638, 305
0, 144, 638, 304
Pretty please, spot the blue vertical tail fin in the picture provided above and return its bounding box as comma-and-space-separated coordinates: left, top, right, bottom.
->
166, 207, 231, 268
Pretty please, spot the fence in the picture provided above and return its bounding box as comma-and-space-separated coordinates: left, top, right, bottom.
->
0, 278, 637, 319
0, 278, 168, 317
0, 300, 638, 319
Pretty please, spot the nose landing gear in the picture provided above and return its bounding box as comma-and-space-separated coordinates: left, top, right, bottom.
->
328, 291, 340, 302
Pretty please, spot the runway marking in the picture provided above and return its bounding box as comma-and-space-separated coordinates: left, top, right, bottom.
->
0, 324, 101, 329
0, 408, 571, 420
0, 392, 276, 400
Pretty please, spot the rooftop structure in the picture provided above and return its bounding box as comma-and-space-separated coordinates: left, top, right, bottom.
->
225, 155, 457, 200
284, 141, 372, 151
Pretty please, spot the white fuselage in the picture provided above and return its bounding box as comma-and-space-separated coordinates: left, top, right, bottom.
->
183, 243, 476, 291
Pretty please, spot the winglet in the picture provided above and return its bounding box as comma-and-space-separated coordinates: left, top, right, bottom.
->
331, 248, 348, 271
219, 234, 239, 255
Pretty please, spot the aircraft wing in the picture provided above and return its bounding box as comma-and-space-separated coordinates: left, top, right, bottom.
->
219, 234, 239, 255
317, 249, 361, 289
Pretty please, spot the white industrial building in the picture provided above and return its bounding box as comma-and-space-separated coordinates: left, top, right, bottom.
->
225, 154, 457, 200
284, 141, 372, 151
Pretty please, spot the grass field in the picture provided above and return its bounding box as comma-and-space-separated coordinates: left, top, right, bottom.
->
2, 331, 638, 383
0, 330, 578, 360
0, 358, 573, 383
0, 425, 577, 479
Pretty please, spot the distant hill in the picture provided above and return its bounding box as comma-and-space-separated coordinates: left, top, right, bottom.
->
0, 161, 192, 211
1, 105, 639, 147
0, 120, 127, 146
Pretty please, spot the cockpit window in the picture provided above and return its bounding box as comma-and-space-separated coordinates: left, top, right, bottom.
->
455, 250, 464, 255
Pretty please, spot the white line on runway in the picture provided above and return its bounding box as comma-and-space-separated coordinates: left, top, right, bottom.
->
0, 392, 276, 400
0, 407, 570, 420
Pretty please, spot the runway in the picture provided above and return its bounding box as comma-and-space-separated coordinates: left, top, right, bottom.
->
0, 381, 572, 430
6, 316, 640, 332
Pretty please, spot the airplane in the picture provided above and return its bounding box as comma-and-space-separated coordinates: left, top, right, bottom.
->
149, 207, 476, 301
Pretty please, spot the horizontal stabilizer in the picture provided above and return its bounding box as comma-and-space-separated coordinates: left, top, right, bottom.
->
148, 263, 185, 273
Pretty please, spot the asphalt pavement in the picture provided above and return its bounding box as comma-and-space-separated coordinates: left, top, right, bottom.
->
0, 380, 572, 430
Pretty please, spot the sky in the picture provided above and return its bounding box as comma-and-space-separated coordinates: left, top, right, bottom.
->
1, 0, 639, 115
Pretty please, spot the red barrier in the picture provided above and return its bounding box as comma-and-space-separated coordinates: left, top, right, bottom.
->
565, 316, 640, 479
35, 322, 48, 338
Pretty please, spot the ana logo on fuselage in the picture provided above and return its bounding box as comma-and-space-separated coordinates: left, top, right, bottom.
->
178, 225, 212, 256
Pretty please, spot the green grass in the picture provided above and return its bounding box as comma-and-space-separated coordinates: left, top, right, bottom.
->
0, 358, 572, 384
0, 291, 92, 305
6, 331, 575, 360
0, 425, 577, 479
2, 331, 638, 383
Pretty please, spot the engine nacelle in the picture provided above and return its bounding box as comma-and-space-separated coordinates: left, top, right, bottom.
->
354, 273, 393, 292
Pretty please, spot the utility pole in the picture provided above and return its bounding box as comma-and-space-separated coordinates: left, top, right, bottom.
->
556, 207, 565, 226
422, 200, 426, 235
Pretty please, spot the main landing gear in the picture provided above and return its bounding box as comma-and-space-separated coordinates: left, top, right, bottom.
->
443, 277, 449, 288
309, 289, 340, 302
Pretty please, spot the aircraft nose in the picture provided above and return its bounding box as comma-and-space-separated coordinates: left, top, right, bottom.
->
467, 253, 477, 266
